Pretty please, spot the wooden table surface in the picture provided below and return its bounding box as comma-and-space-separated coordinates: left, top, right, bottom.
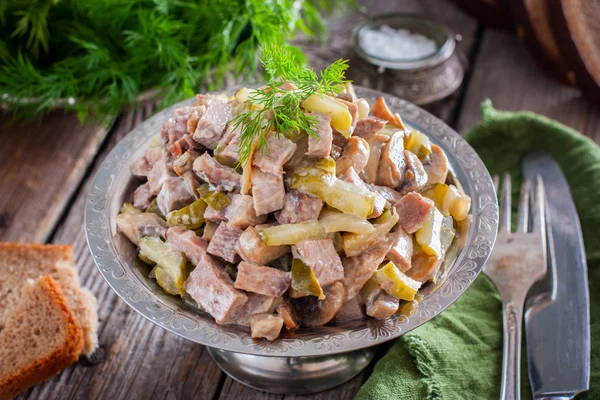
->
2, 1, 599, 399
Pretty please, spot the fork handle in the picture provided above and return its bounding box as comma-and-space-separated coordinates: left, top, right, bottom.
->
500, 299, 524, 400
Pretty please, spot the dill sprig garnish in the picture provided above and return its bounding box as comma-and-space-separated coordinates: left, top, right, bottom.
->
231, 44, 350, 164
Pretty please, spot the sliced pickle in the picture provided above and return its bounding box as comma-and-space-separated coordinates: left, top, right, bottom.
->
166, 198, 207, 230
289, 258, 325, 300
291, 169, 375, 219
405, 130, 432, 160
373, 262, 421, 301
259, 221, 327, 246
415, 207, 444, 257
120, 203, 141, 215
139, 236, 186, 295
145, 198, 165, 219
197, 184, 231, 211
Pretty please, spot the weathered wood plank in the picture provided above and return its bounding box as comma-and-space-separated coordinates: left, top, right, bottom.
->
0, 112, 112, 242
456, 28, 599, 141
219, 380, 283, 400
284, 370, 369, 400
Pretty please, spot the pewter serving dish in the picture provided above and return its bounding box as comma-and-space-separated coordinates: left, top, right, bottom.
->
85, 86, 498, 394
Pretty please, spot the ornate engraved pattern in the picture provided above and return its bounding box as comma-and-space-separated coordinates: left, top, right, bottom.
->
85, 86, 498, 356
310, 334, 347, 352
146, 303, 199, 331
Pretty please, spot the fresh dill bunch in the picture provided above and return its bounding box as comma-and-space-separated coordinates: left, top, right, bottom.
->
231, 44, 350, 164
0, 0, 355, 123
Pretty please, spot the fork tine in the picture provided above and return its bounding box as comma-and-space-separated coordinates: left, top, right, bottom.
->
516, 179, 531, 232
493, 175, 499, 193
531, 175, 546, 233
499, 173, 511, 232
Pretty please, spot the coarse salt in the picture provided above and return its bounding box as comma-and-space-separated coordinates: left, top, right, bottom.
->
359, 25, 438, 61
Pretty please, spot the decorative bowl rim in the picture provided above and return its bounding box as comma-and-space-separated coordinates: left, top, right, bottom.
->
85, 85, 498, 357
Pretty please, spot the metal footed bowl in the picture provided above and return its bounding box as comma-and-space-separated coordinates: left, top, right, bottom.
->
85, 86, 498, 394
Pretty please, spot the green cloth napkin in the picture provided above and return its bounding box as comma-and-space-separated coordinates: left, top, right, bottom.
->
357, 100, 600, 400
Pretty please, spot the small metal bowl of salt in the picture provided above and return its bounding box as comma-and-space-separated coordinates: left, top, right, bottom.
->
353, 14, 464, 105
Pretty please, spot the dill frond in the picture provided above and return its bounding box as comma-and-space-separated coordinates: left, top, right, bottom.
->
231, 43, 350, 165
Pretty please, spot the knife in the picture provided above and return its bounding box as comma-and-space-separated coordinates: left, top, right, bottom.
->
522, 152, 590, 399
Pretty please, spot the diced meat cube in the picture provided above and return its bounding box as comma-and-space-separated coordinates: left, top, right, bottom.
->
173, 150, 201, 176
275, 190, 323, 225
407, 251, 442, 283
202, 221, 219, 242
424, 144, 449, 185
192, 95, 232, 149
236, 226, 290, 265
166, 226, 208, 265
216, 125, 242, 166
175, 105, 207, 134
394, 192, 434, 234
250, 313, 284, 341
234, 262, 291, 297
387, 227, 413, 272
336, 136, 370, 176
206, 223, 243, 263
156, 177, 195, 215
222, 293, 280, 326
292, 239, 344, 287
376, 131, 405, 188
131, 156, 152, 177
181, 171, 201, 199
193, 153, 241, 192
147, 153, 176, 196
251, 167, 285, 216
368, 184, 402, 204
342, 236, 394, 301
365, 289, 399, 319
276, 301, 298, 330
184, 252, 248, 324
334, 296, 365, 323
132, 183, 154, 210
341, 168, 385, 218
360, 133, 389, 184
400, 151, 428, 194
160, 117, 187, 147
253, 133, 297, 174
116, 213, 167, 245
306, 113, 333, 158
232, 194, 268, 228
353, 117, 386, 139
170, 134, 202, 158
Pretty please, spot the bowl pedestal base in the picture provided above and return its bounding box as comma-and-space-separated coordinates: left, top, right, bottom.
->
207, 345, 378, 394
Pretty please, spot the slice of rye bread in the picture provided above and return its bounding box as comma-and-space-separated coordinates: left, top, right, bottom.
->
0, 243, 98, 356
0, 276, 84, 400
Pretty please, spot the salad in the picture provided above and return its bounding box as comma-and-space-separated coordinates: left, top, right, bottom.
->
116, 49, 471, 341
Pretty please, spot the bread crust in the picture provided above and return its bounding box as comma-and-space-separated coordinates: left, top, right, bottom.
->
0, 242, 98, 356
0, 276, 84, 400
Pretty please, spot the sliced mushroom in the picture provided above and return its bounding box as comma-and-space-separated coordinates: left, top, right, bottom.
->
294, 281, 346, 328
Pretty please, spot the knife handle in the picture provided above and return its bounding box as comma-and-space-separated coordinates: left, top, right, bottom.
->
499, 299, 524, 400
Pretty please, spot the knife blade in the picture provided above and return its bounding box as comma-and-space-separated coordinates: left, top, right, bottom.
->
522, 152, 590, 399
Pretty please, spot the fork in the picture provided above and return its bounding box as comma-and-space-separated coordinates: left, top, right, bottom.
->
484, 174, 548, 400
